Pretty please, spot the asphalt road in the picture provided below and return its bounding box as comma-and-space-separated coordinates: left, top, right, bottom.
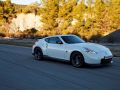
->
0, 45, 120, 90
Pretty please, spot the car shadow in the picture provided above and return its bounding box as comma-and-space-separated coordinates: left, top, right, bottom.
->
42, 58, 71, 65
35, 58, 112, 69
84, 64, 112, 69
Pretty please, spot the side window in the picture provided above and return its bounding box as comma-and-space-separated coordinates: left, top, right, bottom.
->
45, 38, 49, 43
45, 37, 62, 44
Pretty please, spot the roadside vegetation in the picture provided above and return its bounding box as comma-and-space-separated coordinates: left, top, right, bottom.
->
0, 0, 120, 42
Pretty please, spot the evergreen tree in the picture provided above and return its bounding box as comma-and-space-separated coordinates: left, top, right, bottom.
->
108, 0, 120, 31
41, 0, 59, 31
0, 0, 120, 39
58, 0, 77, 30
93, 0, 109, 35
2, 0, 15, 23
71, 0, 86, 37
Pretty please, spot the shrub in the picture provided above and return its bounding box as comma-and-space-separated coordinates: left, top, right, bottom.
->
0, 33, 6, 37
90, 34, 102, 43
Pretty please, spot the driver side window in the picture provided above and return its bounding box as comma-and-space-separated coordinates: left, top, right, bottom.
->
45, 37, 62, 44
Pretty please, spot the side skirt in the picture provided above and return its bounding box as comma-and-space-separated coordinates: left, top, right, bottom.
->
43, 55, 70, 62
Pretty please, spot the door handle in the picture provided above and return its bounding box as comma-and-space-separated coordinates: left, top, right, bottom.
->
46, 44, 48, 48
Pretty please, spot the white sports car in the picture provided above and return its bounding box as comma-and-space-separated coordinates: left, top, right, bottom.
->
32, 35, 113, 67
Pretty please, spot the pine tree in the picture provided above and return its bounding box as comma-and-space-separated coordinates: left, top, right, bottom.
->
108, 0, 120, 31
72, 0, 86, 27
58, 0, 77, 31
2, 0, 15, 23
0, 1, 4, 26
41, 0, 59, 31
71, 0, 87, 37
93, 0, 109, 35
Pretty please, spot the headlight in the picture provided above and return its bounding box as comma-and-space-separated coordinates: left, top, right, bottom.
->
83, 47, 97, 54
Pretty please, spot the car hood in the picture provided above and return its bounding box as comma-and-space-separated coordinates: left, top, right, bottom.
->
72, 43, 109, 53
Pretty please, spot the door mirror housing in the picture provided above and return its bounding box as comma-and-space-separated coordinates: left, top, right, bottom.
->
56, 41, 63, 44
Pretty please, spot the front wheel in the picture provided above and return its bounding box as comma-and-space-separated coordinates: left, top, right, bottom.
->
71, 52, 84, 68
34, 48, 43, 60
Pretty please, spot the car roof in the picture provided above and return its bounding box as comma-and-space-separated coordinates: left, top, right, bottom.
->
44, 34, 76, 39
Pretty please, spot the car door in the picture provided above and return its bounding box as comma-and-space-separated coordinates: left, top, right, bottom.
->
45, 37, 66, 60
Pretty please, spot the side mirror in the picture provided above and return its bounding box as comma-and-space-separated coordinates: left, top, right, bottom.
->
56, 41, 63, 44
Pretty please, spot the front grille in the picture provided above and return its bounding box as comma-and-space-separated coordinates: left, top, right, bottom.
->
101, 58, 112, 64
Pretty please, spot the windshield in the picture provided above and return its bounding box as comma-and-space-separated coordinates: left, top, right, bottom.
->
61, 35, 85, 44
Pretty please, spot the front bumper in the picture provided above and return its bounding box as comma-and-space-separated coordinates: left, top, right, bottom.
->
101, 57, 113, 64
84, 53, 113, 64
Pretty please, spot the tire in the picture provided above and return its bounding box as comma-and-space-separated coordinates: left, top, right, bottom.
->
70, 52, 84, 68
34, 48, 43, 60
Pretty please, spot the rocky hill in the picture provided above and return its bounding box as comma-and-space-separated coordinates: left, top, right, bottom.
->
9, 13, 43, 33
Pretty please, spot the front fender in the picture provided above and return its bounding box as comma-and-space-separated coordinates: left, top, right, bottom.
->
66, 47, 85, 61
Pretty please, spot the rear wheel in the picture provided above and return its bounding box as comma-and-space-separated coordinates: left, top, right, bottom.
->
34, 48, 43, 60
71, 52, 84, 68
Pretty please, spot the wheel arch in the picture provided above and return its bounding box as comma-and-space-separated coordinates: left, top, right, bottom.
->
33, 46, 43, 55
70, 51, 84, 61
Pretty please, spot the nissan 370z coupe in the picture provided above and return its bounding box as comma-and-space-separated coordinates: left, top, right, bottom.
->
32, 35, 113, 67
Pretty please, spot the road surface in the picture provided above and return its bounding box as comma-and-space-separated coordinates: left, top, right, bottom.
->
0, 45, 120, 90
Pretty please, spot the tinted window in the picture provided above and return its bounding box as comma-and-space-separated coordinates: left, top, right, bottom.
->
61, 36, 85, 44
45, 38, 49, 42
45, 37, 62, 44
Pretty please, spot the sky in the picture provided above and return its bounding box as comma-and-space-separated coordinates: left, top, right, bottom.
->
1, 0, 41, 5
1, 0, 94, 5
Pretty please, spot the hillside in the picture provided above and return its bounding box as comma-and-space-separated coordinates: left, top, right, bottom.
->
0, 0, 120, 41
100, 29, 120, 43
